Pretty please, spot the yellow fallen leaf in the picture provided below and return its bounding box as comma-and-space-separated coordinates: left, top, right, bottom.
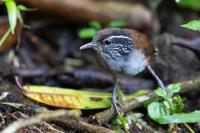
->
23, 85, 112, 109
22, 85, 149, 109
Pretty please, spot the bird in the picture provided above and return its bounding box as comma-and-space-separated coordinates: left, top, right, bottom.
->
80, 28, 165, 115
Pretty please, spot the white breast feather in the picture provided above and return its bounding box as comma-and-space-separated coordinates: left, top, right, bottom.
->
124, 49, 147, 76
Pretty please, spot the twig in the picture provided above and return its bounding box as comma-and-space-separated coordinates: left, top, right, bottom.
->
1, 109, 68, 133
184, 123, 195, 133
54, 118, 114, 133
0, 112, 5, 127
11, 111, 44, 133
92, 77, 200, 124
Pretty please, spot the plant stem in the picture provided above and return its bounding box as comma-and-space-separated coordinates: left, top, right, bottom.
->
184, 123, 195, 133
0, 27, 11, 46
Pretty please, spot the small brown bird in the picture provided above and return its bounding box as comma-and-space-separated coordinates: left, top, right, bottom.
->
80, 28, 165, 114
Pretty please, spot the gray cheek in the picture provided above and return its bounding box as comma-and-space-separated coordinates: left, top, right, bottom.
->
101, 46, 121, 59
110, 44, 125, 57
112, 44, 123, 50
112, 51, 121, 57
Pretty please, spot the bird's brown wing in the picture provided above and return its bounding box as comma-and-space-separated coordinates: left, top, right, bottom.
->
123, 29, 154, 60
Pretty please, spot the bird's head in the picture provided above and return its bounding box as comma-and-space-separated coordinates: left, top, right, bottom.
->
80, 28, 134, 59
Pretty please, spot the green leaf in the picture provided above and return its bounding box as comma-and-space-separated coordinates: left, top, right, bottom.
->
155, 87, 167, 98
148, 102, 169, 120
118, 114, 128, 131
155, 111, 200, 124
155, 84, 181, 99
5, 0, 17, 34
176, 0, 200, 11
163, 100, 171, 109
114, 113, 136, 132
78, 28, 97, 39
89, 20, 101, 29
22, 85, 149, 109
17, 5, 37, 11
108, 21, 127, 28
23, 85, 112, 109
167, 84, 181, 98
181, 19, 200, 31
148, 101, 200, 124
172, 95, 185, 113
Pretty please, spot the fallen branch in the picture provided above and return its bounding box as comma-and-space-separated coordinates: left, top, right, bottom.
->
18, 0, 154, 30
92, 77, 200, 124
54, 118, 114, 133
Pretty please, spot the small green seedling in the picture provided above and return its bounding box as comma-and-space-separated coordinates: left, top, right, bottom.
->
114, 113, 128, 132
148, 83, 200, 132
0, 0, 36, 46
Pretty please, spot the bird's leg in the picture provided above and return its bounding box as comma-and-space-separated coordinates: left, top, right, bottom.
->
112, 78, 121, 115
147, 65, 167, 93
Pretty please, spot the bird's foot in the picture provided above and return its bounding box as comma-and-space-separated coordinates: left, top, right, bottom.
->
112, 94, 122, 116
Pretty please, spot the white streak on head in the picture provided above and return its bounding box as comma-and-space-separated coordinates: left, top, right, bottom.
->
107, 35, 132, 41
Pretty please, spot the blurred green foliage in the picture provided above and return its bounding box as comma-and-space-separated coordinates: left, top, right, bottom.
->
181, 19, 200, 31
0, 0, 36, 46
5, 0, 17, 34
176, 0, 200, 11
78, 20, 127, 39
89, 20, 101, 29
78, 28, 97, 39
107, 21, 127, 28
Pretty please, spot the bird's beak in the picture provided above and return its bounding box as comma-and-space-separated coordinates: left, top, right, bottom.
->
80, 42, 98, 51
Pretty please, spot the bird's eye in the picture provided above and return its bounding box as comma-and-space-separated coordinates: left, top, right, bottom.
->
104, 40, 111, 46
